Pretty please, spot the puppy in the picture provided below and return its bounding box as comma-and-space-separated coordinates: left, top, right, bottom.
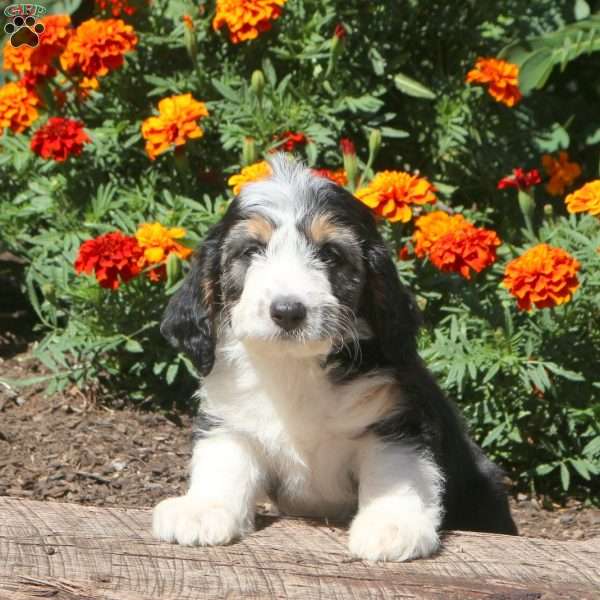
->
153, 154, 517, 561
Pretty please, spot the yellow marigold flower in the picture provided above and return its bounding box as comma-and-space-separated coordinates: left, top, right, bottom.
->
542, 151, 582, 196
136, 222, 193, 263
565, 180, 600, 217
141, 94, 209, 160
213, 0, 287, 44
412, 211, 469, 258
355, 171, 436, 223
135, 223, 192, 282
60, 18, 137, 79
3, 15, 71, 75
466, 57, 522, 107
0, 81, 39, 134
228, 161, 273, 195
503, 244, 580, 311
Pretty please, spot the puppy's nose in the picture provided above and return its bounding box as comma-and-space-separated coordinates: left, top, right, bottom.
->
270, 297, 307, 331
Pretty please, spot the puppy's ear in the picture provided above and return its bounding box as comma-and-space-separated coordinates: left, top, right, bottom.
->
360, 237, 422, 366
160, 223, 224, 377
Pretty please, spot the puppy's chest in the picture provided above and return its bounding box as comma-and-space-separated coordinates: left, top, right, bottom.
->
204, 355, 378, 512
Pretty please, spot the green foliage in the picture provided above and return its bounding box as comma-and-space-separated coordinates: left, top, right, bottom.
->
1, 0, 599, 500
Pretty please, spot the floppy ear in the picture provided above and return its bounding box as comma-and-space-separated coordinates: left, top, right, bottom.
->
160, 223, 224, 377
360, 237, 422, 366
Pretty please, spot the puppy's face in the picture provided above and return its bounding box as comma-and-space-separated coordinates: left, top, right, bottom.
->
161, 155, 420, 375
220, 207, 365, 356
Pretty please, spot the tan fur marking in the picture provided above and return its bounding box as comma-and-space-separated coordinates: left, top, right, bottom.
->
310, 213, 341, 244
246, 216, 273, 243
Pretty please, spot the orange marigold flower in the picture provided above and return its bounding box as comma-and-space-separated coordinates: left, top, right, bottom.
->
542, 152, 582, 196
503, 244, 580, 311
429, 224, 501, 280
30, 117, 90, 162
312, 168, 348, 186
182, 14, 194, 30
213, 0, 287, 44
60, 18, 137, 79
135, 222, 193, 282
141, 94, 209, 160
228, 160, 272, 195
565, 180, 600, 217
355, 171, 436, 223
412, 211, 469, 258
0, 81, 40, 134
74, 231, 143, 290
3, 15, 71, 76
466, 57, 522, 107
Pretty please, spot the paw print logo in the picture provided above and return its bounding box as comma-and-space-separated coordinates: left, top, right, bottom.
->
4, 15, 45, 48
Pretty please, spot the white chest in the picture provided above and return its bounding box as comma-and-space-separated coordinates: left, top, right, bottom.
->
201, 340, 396, 516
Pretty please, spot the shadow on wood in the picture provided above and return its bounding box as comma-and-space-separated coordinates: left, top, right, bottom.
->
0, 496, 599, 599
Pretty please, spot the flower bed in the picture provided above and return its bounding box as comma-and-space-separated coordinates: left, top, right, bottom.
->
0, 0, 599, 500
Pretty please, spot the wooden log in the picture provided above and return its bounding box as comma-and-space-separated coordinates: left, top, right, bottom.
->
0, 496, 599, 600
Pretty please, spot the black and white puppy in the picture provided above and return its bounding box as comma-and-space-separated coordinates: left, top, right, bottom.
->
153, 154, 517, 561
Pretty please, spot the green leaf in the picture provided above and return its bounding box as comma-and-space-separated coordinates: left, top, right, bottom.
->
518, 49, 554, 94
535, 463, 557, 476
124, 340, 143, 353
393, 73, 436, 100
575, 0, 591, 20
560, 463, 571, 491
582, 436, 600, 457
166, 362, 179, 385
569, 459, 591, 481
212, 79, 240, 103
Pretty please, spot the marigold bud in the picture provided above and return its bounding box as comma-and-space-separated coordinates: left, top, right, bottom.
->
368, 128, 382, 159
251, 70, 265, 100
242, 137, 257, 166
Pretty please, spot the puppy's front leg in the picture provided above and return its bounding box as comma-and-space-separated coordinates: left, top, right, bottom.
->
349, 438, 444, 561
153, 433, 263, 546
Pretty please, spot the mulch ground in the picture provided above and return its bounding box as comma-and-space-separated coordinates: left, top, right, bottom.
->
2, 351, 600, 540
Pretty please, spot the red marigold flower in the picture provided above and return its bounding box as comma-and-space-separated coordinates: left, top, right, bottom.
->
334, 23, 347, 39
74, 231, 143, 290
96, 0, 138, 17
213, 0, 287, 44
340, 137, 356, 156
274, 130, 308, 152
497, 168, 541, 191
466, 57, 522, 107
312, 168, 348, 186
429, 224, 501, 280
503, 244, 580, 311
30, 117, 90, 162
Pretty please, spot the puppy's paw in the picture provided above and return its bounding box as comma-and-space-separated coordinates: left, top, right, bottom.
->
152, 495, 247, 546
348, 506, 440, 562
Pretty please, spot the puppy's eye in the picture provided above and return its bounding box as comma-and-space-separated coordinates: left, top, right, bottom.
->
319, 243, 345, 265
240, 244, 263, 259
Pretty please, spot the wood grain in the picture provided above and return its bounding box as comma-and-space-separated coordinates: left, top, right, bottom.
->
0, 496, 599, 599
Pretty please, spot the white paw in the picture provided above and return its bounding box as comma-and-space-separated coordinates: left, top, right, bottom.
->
348, 507, 440, 562
152, 495, 247, 546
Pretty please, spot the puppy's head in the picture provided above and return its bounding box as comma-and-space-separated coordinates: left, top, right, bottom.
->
161, 155, 420, 376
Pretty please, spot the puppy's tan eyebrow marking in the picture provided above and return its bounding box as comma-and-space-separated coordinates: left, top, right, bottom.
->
245, 215, 274, 243
309, 213, 343, 244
